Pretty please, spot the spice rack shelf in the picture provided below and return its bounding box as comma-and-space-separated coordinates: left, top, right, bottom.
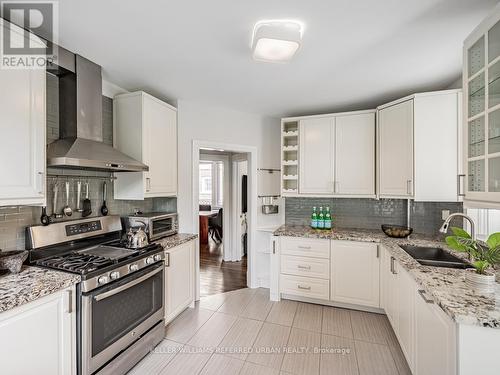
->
281, 120, 299, 195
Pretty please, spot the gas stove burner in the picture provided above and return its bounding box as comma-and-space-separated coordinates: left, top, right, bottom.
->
37, 253, 114, 274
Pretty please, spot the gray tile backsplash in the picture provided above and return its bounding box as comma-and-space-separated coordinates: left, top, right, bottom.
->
0, 75, 176, 251
285, 198, 463, 236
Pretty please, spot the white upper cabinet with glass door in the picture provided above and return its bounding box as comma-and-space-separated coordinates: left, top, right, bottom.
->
464, 4, 500, 204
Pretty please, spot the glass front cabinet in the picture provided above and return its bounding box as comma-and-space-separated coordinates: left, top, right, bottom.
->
464, 6, 500, 204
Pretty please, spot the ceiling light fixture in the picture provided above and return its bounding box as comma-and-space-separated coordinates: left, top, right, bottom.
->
251, 19, 304, 63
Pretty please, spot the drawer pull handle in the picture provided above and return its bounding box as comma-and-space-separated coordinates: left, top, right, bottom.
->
297, 284, 311, 290
298, 246, 311, 250
297, 265, 311, 270
418, 289, 434, 304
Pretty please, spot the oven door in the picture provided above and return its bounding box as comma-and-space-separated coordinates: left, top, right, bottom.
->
81, 263, 164, 375
149, 215, 176, 240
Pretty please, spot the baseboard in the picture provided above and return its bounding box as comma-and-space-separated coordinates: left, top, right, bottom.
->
281, 293, 385, 314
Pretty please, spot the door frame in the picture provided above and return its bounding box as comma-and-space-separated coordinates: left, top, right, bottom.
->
199, 152, 231, 261
192, 140, 258, 300
231, 156, 248, 262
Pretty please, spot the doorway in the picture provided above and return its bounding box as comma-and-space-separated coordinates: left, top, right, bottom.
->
196, 149, 250, 297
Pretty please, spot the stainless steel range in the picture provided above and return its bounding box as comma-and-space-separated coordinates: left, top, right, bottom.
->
26, 215, 165, 375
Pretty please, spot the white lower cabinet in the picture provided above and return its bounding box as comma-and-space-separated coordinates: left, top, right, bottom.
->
415, 288, 456, 375
0, 287, 76, 375
164, 240, 195, 324
330, 240, 380, 307
380, 245, 456, 375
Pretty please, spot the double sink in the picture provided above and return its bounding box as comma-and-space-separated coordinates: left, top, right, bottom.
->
400, 245, 472, 269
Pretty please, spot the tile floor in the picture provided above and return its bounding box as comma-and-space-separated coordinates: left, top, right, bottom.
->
128, 288, 411, 375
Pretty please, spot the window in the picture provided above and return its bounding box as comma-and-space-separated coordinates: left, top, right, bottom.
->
199, 161, 224, 208
465, 208, 500, 240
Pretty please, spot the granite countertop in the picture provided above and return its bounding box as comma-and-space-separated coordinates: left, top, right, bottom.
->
155, 233, 198, 250
0, 266, 80, 314
274, 224, 500, 329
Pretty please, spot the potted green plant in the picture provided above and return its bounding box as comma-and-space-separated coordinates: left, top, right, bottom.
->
445, 227, 500, 293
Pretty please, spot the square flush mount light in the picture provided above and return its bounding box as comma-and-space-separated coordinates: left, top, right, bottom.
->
251, 20, 304, 63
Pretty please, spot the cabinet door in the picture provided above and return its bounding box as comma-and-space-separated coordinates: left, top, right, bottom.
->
143, 95, 177, 197
0, 287, 75, 375
0, 22, 45, 206
378, 100, 414, 197
415, 289, 456, 375
385, 254, 400, 332
165, 240, 195, 323
331, 240, 380, 308
397, 267, 416, 371
335, 113, 375, 195
299, 117, 334, 194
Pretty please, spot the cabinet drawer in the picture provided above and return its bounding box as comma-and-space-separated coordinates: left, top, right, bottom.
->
281, 237, 330, 259
281, 255, 330, 279
280, 274, 330, 300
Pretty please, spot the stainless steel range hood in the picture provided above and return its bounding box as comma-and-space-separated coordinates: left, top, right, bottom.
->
47, 52, 148, 172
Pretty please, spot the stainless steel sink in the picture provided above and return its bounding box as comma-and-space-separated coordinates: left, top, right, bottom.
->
399, 245, 472, 269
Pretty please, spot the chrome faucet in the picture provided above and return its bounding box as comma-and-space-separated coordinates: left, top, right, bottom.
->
439, 213, 476, 241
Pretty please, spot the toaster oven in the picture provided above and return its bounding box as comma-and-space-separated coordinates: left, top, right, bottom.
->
122, 212, 178, 241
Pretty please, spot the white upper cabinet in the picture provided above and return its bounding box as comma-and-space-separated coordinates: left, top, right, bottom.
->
289, 110, 376, 197
113, 91, 177, 200
0, 20, 46, 207
378, 99, 414, 198
335, 113, 375, 196
378, 90, 462, 202
464, 6, 500, 204
299, 117, 335, 194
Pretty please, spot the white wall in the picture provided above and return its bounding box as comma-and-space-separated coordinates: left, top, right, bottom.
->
177, 100, 283, 287
177, 99, 282, 231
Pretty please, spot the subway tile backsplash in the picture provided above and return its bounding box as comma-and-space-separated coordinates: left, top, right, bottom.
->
0, 76, 176, 251
285, 198, 463, 236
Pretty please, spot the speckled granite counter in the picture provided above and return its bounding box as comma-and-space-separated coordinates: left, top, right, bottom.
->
274, 225, 500, 328
155, 233, 198, 250
0, 266, 80, 314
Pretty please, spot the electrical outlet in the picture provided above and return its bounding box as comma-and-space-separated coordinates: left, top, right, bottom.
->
442, 210, 450, 220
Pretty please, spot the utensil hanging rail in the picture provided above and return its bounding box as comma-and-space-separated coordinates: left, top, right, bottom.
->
47, 174, 117, 180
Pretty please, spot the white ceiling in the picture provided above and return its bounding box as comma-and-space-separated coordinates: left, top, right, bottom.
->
58, 0, 498, 117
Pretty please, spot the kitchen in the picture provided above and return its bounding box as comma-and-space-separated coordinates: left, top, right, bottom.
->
1, 1, 500, 375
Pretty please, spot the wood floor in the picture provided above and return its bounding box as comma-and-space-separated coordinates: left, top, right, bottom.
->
200, 238, 247, 297
129, 288, 412, 375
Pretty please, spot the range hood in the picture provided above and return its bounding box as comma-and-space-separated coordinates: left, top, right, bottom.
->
47, 51, 148, 172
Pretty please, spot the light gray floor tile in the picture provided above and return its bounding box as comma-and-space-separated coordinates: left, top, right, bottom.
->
217, 289, 255, 315
322, 306, 354, 339
350, 310, 391, 345
247, 322, 291, 369
158, 345, 211, 375
165, 307, 214, 343
354, 340, 398, 375
128, 339, 183, 375
239, 361, 280, 375
219, 317, 263, 360
266, 300, 298, 326
199, 354, 244, 375
292, 303, 323, 332
240, 291, 274, 321
187, 312, 237, 348
281, 328, 321, 375
320, 334, 359, 375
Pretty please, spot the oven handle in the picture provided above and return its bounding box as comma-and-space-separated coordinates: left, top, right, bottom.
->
93, 266, 163, 302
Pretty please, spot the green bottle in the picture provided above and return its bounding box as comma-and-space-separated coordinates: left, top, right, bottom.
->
324, 206, 332, 229
317, 206, 325, 229
311, 207, 318, 228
